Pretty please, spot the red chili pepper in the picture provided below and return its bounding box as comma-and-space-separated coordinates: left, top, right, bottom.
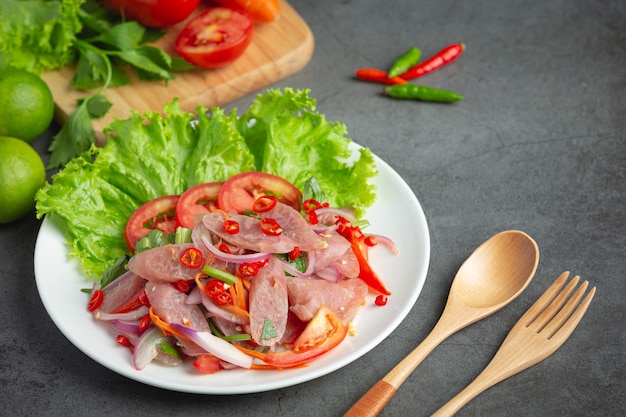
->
87, 289, 104, 312
179, 247, 204, 268
223, 219, 240, 234
400, 43, 465, 80
218, 243, 231, 254
307, 209, 319, 225
364, 236, 378, 247
302, 199, 323, 211
253, 195, 277, 213
206, 279, 225, 297
175, 279, 191, 293
138, 289, 150, 307
214, 292, 232, 305
355, 68, 408, 85
139, 314, 151, 333
375, 295, 388, 306
238, 262, 260, 278
260, 218, 282, 236
116, 335, 134, 351
288, 246, 300, 260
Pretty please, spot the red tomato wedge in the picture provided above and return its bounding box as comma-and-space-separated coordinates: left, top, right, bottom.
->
174, 7, 254, 69
218, 171, 302, 214
103, 0, 200, 28
175, 182, 223, 228
125, 195, 179, 252
213, 0, 280, 23
237, 305, 348, 368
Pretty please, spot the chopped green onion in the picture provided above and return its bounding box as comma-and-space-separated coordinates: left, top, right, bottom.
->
201, 265, 238, 285
175, 227, 193, 244
222, 334, 252, 342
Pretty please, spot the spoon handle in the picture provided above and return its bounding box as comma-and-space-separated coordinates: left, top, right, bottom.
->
343, 313, 461, 417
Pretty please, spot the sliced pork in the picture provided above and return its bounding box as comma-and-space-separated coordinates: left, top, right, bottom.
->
127, 243, 203, 282
286, 277, 368, 324
248, 257, 288, 346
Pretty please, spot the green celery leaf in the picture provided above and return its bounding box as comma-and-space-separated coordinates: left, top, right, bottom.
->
115, 46, 173, 81
92, 21, 145, 51
72, 47, 109, 90
84, 94, 112, 118
46, 99, 96, 169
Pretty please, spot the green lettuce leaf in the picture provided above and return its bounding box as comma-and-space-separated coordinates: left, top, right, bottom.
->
0, 0, 84, 73
239, 88, 377, 211
36, 89, 377, 280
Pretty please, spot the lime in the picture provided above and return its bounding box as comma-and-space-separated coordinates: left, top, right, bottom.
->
0, 67, 55, 143
0, 136, 46, 223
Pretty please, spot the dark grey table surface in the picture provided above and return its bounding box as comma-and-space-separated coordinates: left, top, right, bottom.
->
1, 0, 624, 416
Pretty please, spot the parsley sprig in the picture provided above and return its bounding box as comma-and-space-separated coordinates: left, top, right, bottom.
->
47, 5, 195, 169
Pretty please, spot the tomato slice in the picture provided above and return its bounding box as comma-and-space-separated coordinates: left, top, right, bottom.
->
238, 305, 348, 368
192, 354, 222, 374
174, 7, 254, 69
213, 0, 280, 23
124, 195, 179, 252
218, 171, 302, 214
175, 181, 223, 228
103, 0, 200, 28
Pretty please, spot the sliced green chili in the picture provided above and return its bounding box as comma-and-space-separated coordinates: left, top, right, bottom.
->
388, 47, 422, 78
384, 84, 463, 103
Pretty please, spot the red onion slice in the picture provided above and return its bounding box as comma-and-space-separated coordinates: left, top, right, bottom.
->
201, 236, 271, 264
171, 324, 253, 369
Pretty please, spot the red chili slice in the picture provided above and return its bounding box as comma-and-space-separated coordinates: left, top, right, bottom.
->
180, 247, 204, 268
87, 289, 104, 312
175, 279, 191, 293
223, 219, 240, 234
288, 246, 300, 260
206, 280, 225, 296
260, 218, 282, 236
303, 199, 322, 211
139, 314, 151, 333
238, 262, 260, 278
375, 295, 388, 306
252, 195, 277, 213
213, 292, 232, 305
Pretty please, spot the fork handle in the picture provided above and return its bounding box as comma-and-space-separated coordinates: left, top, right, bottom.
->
430, 355, 518, 417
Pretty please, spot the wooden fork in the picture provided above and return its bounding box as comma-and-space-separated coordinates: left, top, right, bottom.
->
431, 271, 596, 416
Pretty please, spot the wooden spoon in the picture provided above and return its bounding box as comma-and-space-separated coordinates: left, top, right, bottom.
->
343, 230, 540, 417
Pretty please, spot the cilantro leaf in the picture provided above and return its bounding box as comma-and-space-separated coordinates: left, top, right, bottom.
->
261, 318, 278, 340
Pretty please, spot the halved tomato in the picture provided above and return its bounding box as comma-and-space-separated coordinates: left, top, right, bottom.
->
175, 182, 223, 228
218, 171, 302, 214
124, 195, 179, 252
103, 0, 200, 28
174, 7, 254, 69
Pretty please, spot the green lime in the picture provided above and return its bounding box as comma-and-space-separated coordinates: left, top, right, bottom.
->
0, 67, 55, 143
0, 136, 46, 223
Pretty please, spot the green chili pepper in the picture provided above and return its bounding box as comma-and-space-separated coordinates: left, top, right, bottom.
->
384, 84, 463, 102
388, 47, 422, 78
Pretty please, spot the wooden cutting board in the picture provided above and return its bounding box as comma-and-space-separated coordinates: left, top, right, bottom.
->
42, 1, 314, 145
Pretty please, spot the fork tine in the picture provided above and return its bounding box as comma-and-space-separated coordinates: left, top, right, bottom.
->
541, 280, 589, 338
518, 271, 569, 326
529, 275, 580, 331
547, 285, 596, 343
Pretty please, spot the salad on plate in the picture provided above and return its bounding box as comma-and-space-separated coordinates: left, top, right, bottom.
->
35, 88, 401, 374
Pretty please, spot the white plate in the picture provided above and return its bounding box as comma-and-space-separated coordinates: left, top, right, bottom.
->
34, 150, 430, 394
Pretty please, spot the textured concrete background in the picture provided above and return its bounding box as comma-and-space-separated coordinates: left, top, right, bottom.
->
1, 0, 624, 415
